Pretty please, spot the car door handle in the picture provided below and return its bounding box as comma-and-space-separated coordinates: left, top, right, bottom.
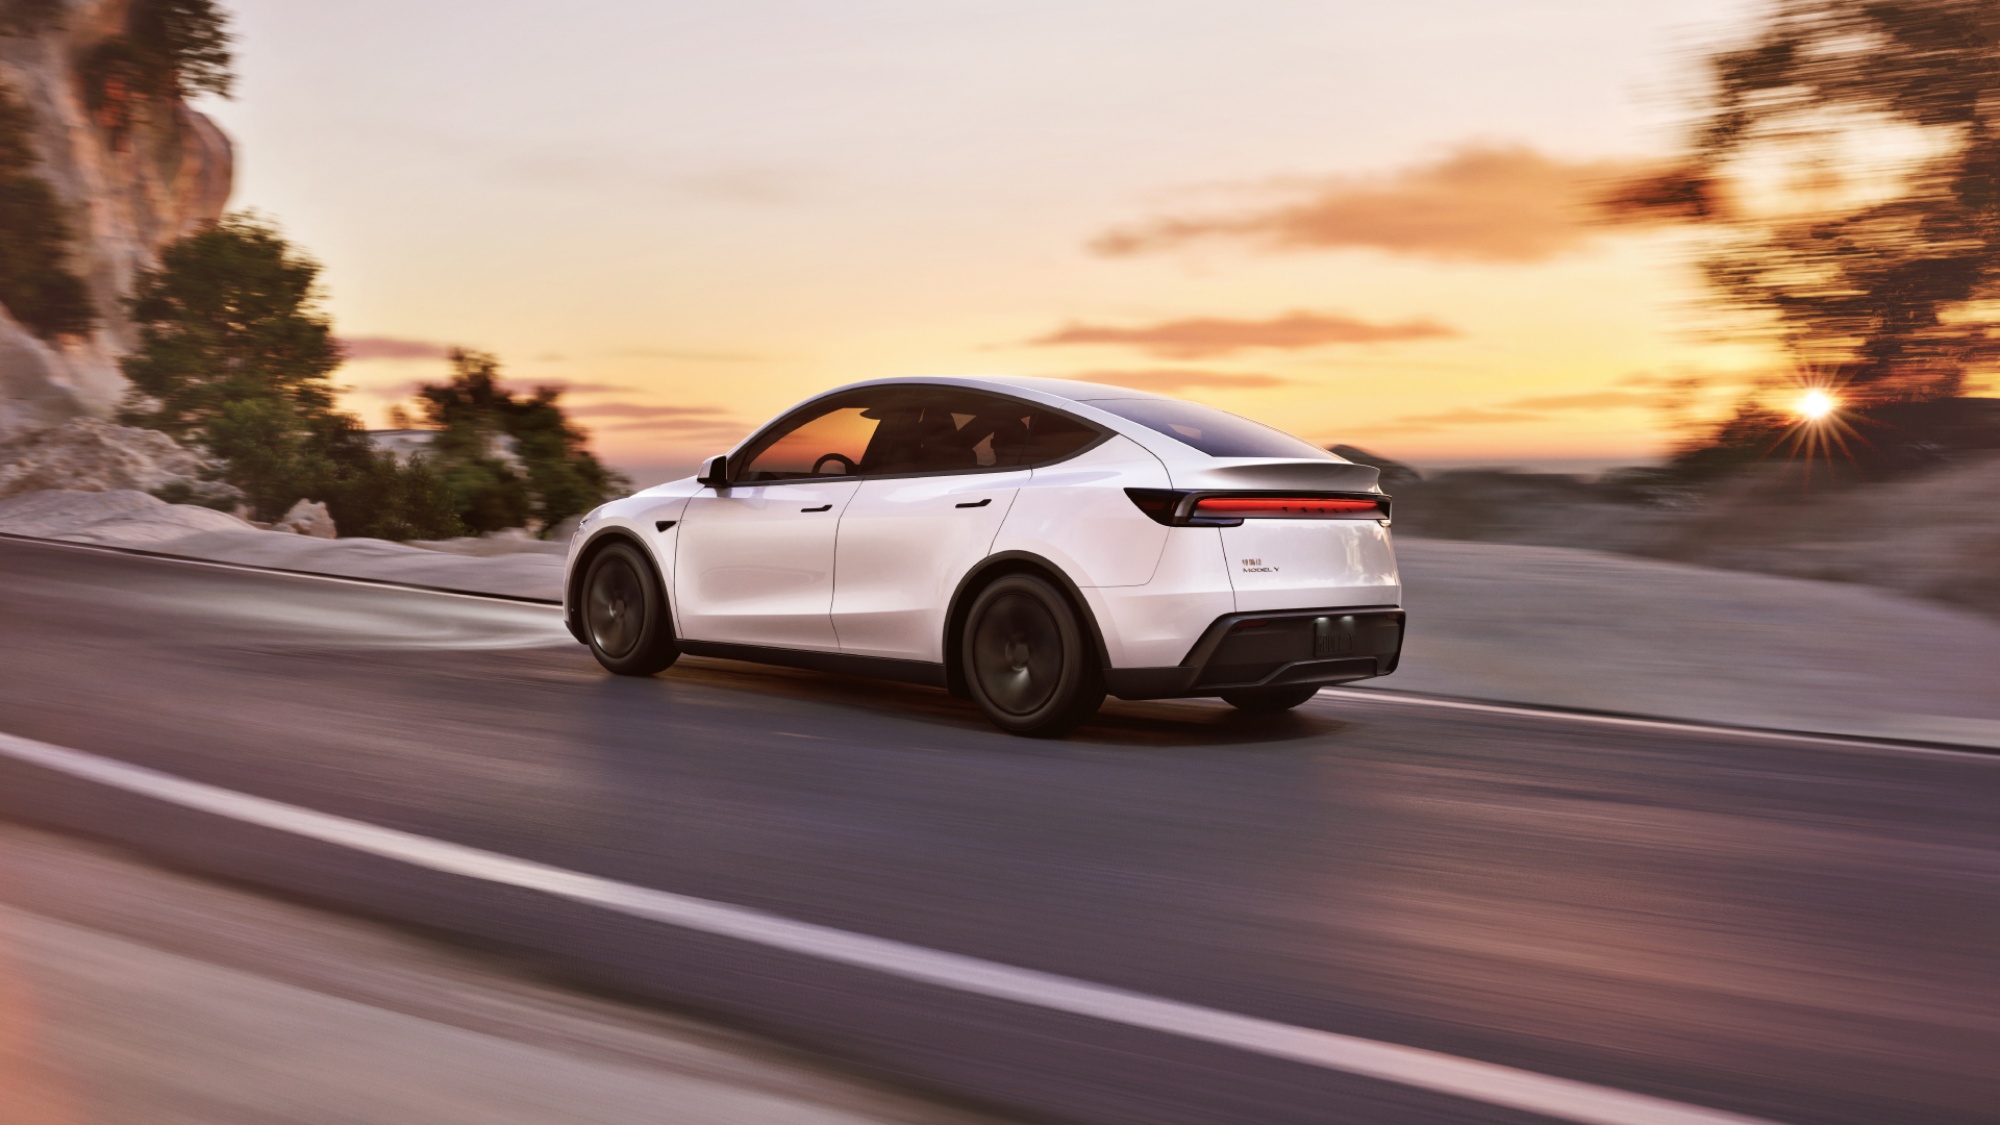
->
800, 504, 832, 513
954, 498, 992, 509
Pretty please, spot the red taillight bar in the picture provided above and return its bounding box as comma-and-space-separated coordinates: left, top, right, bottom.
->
1192, 497, 1384, 517
1124, 489, 1391, 526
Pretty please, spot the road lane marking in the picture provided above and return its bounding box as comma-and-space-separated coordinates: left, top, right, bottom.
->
0, 730, 1782, 1125
1320, 689, 2000, 760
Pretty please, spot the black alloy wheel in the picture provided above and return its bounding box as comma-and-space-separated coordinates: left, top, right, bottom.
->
582, 541, 679, 676
962, 573, 1103, 737
1219, 684, 1321, 713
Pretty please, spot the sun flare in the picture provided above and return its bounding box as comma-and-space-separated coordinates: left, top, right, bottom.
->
1795, 388, 1838, 421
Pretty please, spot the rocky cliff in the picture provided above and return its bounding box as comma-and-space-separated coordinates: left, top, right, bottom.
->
0, 0, 232, 443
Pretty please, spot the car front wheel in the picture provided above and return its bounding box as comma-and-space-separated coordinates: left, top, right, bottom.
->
962, 574, 1104, 737
582, 541, 679, 676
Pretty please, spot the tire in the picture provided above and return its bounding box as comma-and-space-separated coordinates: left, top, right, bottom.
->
1220, 684, 1321, 713
961, 574, 1104, 737
580, 541, 680, 676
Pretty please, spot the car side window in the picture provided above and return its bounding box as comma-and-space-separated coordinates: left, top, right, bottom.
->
735, 387, 1105, 482
1011, 409, 1099, 465
856, 388, 1103, 474
735, 399, 883, 481
855, 389, 991, 475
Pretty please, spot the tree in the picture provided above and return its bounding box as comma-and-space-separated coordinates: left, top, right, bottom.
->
128, 0, 234, 99
415, 350, 628, 534
79, 0, 232, 136
121, 214, 461, 538
122, 214, 340, 440
1616, 0, 2000, 409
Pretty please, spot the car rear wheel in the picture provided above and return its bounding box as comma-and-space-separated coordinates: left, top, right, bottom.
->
1220, 684, 1320, 713
582, 541, 679, 676
962, 574, 1104, 737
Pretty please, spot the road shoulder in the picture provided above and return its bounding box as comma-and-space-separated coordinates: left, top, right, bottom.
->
0, 821, 1014, 1125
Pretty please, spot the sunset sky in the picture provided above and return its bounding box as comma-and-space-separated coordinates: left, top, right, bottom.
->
201, 0, 1771, 483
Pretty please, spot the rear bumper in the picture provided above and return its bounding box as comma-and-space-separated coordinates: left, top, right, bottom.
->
1102, 607, 1404, 700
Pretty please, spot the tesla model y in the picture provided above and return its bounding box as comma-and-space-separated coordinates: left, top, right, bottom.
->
564, 377, 1404, 736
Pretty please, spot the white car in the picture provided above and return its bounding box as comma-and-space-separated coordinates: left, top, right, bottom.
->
563, 376, 1404, 736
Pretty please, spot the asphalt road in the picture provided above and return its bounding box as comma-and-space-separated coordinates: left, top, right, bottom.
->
0, 538, 1992, 1125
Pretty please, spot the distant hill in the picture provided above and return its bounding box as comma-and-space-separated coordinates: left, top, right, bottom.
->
1380, 423, 2000, 620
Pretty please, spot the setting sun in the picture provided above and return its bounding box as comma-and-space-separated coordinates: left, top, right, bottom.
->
1796, 388, 1839, 420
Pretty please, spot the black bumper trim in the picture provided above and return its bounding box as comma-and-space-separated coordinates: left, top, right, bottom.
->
1105, 606, 1404, 700
1101, 666, 1203, 699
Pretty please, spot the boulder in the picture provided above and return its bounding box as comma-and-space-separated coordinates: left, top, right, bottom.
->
0, 417, 220, 500
0, 488, 255, 544
272, 499, 337, 539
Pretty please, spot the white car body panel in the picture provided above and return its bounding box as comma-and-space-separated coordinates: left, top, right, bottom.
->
1086, 527, 1236, 668
1219, 520, 1401, 613
832, 470, 1027, 661
674, 479, 859, 651
989, 436, 1171, 589
566, 490, 694, 622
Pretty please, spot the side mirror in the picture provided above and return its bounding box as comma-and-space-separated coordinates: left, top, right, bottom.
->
696, 454, 730, 489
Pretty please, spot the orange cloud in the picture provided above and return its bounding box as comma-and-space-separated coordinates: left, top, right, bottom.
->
1369, 386, 1656, 434
611, 347, 765, 362
1374, 407, 1542, 433
565, 403, 748, 437
1502, 390, 1653, 411
596, 417, 750, 435
337, 336, 453, 361
562, 403, 732, 420
1031, 310, 1455, 359
1059, 369, 1290, 392
1092, 144, 1667, 263
354, 378, 638, 400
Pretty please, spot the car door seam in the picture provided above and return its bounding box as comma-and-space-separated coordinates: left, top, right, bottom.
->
826, 482, 859, 650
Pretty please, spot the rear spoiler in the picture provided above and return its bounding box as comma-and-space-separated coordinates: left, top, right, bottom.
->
1164, 458, 1383, 494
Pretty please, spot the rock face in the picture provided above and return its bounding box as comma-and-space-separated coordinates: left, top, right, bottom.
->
272, 498, 337, 539
0, 0, 234, 442
0, 487, 253, 544
0, 415, 216, 499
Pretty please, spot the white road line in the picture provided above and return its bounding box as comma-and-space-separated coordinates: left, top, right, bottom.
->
1320, 689, 2000, 760
0, 730, 1781, 1125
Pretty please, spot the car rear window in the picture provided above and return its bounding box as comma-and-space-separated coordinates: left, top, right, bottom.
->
1088, 399, 1334, 459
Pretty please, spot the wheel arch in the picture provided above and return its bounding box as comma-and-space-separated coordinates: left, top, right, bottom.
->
566, 527, 665, 643
942, 551, 1110, 699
